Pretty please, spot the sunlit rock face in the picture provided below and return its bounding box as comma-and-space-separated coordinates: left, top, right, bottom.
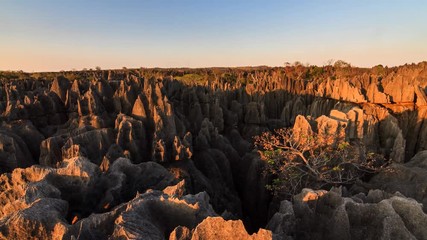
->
1, 63, 427, 238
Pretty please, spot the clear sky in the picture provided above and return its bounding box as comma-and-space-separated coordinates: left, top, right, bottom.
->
1, 0, 426, 72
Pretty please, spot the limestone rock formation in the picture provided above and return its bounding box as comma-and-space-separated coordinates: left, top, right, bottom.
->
1, 63, 427, 238
40, 128, 114, 166
50, 76, 71, 103
267, 188, 427, 240
108, 191, 216, 239
0, 136, 30, 172
190, 217, 272, 240
0, 156, 219, 239
369, 150, 427, 211
115, 114, 147, 163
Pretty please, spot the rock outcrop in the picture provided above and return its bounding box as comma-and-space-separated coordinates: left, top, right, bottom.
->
368, 150, 427, 211
190, 217, 272, 240
1, 63, 427, 238
267, 188, 427, 240
0, 156, 218, 239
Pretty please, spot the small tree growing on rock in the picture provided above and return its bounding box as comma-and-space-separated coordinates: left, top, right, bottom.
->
254, 128, 386, 197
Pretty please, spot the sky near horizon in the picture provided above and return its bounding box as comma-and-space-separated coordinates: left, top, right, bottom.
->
1, 0, 426, 72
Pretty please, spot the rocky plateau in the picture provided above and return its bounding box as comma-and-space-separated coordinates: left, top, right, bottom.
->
1, 63, 427, 239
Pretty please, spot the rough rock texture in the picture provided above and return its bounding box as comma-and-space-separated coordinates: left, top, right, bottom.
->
368, 150, 427, 211
190, 217, 272, 240
267, 188, 427, 240
0, 128, 34, 173
0, 156, 218, 239
1, 63, 427, 238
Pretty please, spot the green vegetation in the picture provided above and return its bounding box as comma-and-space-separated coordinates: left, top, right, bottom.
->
220, 73, 238, 84
333, 60, 351, 68
254, 128, 387, 198
174, 73, 206, 85
0, 70, 29, 80
371, 64, 387, 77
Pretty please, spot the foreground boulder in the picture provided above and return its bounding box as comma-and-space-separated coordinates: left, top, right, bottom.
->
368, 150, 427, 211
0, 156, 219, 239
267, 188, 427, 240
189, 217, 272, 240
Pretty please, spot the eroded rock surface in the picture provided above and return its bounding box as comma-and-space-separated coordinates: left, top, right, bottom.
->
1, 63, 427, 238
0, 156, 217, 239
368, 150, 427, 211
267, 188, 427, 240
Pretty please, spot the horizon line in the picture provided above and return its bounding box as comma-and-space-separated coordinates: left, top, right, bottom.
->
2, 61, 427, 74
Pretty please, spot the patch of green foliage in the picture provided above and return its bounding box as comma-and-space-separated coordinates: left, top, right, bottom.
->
221, 73, 237, 84
174, 73, 206, 85
0, 71, 29, 80
255, 128, 388, 198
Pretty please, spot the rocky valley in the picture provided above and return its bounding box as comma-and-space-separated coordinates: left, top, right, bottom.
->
1, 62, 427, 239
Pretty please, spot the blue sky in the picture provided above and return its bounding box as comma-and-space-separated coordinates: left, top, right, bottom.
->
1, 0, 426, 71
